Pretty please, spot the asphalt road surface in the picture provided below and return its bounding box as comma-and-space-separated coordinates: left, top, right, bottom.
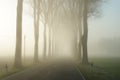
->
2, 61, 85, 80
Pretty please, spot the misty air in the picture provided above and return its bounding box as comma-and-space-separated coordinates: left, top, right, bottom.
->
0, 0, 120, 80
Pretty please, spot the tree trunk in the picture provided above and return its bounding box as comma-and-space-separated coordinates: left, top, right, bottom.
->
78, 16, 83, 61
43, 23, 47, 60
34, 0, 40, 63
77, 0, 83, 62
48, 27, 52, 57
14, 0, 23, 68
50, 27, 53, 57
82, 0, 89, 64
78, 28, 82, 60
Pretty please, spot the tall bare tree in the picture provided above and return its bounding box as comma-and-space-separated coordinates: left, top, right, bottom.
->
82, 0, 88, 64
33, 0, 40, 63
14, 0, 23, 68
82, 0, 105, 64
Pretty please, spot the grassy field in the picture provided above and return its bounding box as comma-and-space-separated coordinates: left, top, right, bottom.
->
0, 58, 34, 79
0, 60, 15, 79
89, 57, 120, 79
78, 57, 120, 80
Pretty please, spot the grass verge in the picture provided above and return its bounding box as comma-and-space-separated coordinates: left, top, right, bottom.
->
0, 66, 30, 79
77, 64, 115, 80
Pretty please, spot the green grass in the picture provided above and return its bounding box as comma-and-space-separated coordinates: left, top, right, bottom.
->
78, 65, 114, 80
89, 57, 120, 79
0, 68, 23, 79
0, 65, 33, 79
0, 57, 35, 79
0, 60, 47, 79
78, 57, 120, 80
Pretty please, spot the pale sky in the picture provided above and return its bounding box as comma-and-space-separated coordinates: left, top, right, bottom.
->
88, 0, 120, 57
0, 0, 120, 58
88, 0, 120, 41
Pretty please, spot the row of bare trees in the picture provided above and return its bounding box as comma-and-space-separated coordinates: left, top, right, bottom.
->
14, 0, 104, 68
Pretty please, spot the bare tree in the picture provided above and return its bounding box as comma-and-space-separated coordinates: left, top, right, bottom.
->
33, 0, 40, 63
82, 0, 105, 64
59, 0, 104, 63
82, 0, 88, 64
14, 0, 23, 68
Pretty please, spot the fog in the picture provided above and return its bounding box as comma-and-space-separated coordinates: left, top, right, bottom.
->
0, 1, 120, 80
0, 0, 120, 60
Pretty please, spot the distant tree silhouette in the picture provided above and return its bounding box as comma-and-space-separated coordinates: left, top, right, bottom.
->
40, 0, 64, 59
26, 0, 104, 62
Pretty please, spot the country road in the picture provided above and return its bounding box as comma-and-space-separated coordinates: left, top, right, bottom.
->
1, 61, 85, 80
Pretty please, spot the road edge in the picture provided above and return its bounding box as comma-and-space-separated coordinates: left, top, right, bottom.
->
75, 66, 86, 80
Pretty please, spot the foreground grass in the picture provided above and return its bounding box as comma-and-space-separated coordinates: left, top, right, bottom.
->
78, 58, 120, 80
0, 61, 49, 79
0, 67, 24, 79
89, 57, 120, 80
78, 64, 115, 80
0, 58, 35, 79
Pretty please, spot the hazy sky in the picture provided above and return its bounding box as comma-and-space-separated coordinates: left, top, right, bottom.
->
89, 0, 120, 41
0, 0, 120, 58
